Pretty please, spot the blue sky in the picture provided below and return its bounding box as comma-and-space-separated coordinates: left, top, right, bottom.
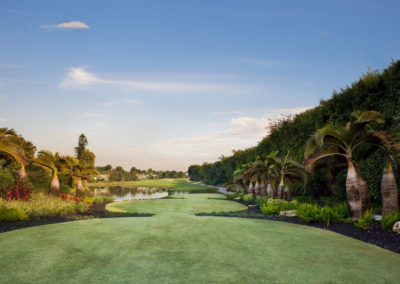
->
1, 0, 399, 171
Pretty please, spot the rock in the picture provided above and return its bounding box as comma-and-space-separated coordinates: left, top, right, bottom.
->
393, 221, 400, 235
279, 210, 297, 217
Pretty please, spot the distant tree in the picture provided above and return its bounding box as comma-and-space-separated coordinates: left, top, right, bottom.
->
75, 134, 88, 161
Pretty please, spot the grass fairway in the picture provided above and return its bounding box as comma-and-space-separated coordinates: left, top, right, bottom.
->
90, 178, 214, 192
1, 194, 400, 283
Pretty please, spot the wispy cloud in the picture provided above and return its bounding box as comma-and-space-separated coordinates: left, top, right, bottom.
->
0, 117, 7, 122
65, 111, 104, 118
240, 58, 287, 68
212, 110, 244, 115
41, 21, 90, 30
315, 28, 328, 36
99, 99, 141, 107
0, 63, 25, 68
59, 66, 267, 94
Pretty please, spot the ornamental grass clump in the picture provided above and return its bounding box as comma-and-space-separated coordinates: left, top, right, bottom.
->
354, 209, 375, 230
381, 211, 400, 231
260, 199, 298, 215
297, 203, 349, 227
242, 193, 254, 203
0, 192, 85, 218
0, 206, 28, 222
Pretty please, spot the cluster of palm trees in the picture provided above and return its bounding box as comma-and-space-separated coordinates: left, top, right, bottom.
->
0, 128, 97, 197
230, 151, 308, 202
305, 111, 399, 220
229, 111, 399, 221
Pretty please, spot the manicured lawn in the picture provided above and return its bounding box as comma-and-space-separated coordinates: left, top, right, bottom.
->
1, 193, 400, 283
90, 178, 214, 192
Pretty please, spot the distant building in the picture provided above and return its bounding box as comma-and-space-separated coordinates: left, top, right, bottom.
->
94, 174, 110, 181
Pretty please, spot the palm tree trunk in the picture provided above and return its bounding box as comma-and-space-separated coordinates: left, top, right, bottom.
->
346, 159, 362, 221
18, 165, 27, 180
254, 181, 260, 197
278, 179, 284, 199
248, 182, 253, 194
260, 181, 266, 197
381, 159, 399, 215
284, 187, 291, 201
75, 178, 84, 197
359, 176, 371, 213
50, 171, 60, 195
267, 180, 274, 198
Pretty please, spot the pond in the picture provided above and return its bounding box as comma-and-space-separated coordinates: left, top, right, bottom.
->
90, 186, 187, 202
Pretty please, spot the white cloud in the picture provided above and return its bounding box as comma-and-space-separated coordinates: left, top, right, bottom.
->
41, 21, 90, 30
59, 66, 267, 94
65, 111, 104, 118
99, 98, 141, 107
163, 106, 314, 165
212, 110, 244, 115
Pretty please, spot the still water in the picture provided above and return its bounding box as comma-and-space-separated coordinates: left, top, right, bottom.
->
92, 186, 170, 201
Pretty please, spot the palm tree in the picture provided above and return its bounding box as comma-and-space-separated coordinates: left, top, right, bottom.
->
34, 150, 61, 195
265, 151, 279, 198
304, 112, 392, 220
272, 152, 307, 201
59, 155, 98, 197
0, 128, 30, 180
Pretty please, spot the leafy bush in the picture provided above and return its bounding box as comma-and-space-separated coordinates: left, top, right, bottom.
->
260, 199, 298, 215
354, 209, 375, 230
0, 206, 28, 222
92, 196, 115, 204
381, 211, 400, 231
297, 203, 349, 227
0, 192, 83, 218
75, 201, 89, 213
3, 179, 31, 200
242, 193, 254, 203
226, 193, 240, 200
255, 196, 268, 207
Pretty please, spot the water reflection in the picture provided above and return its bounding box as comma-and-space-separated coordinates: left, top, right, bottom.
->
92, 186, 169, 201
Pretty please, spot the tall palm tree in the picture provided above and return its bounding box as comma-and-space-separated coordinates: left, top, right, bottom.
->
34, 150, 61, 195
304, 112, 392, 220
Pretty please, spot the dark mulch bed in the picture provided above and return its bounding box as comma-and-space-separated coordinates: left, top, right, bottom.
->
197, 199, 400, 254
0, 202, 153, 234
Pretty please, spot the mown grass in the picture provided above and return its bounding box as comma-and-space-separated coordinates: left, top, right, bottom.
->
1, 193, 400, 283
90, 178, 215, 193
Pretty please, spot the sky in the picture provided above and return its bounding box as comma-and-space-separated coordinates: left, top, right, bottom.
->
0, 0, 400, 171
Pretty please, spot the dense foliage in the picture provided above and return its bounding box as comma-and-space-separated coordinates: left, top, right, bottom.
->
188, 60, 400, 203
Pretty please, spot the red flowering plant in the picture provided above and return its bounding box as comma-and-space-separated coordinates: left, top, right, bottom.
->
58, 193, 90, 205
4, 179, 32, 201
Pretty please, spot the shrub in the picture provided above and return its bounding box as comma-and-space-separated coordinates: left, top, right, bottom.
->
75, 201, 89, 213
226, 193, 240, 200
354, 209, 375, 230
92, 196, 114, 203
0, 192, 80, 218
381, 211, 400, 231
242, 193, 254, 203
255, 196, 268, 207
297, 203, 349, 227
0, 207, 28, 222
0, 167, 14, 191
3, 179, 31, 201
260, 199, 298, 215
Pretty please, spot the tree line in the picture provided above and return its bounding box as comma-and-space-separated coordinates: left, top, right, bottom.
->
188, 60, 400, 210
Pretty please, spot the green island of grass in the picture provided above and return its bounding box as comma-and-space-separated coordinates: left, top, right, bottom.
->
1, 193, 399, 283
